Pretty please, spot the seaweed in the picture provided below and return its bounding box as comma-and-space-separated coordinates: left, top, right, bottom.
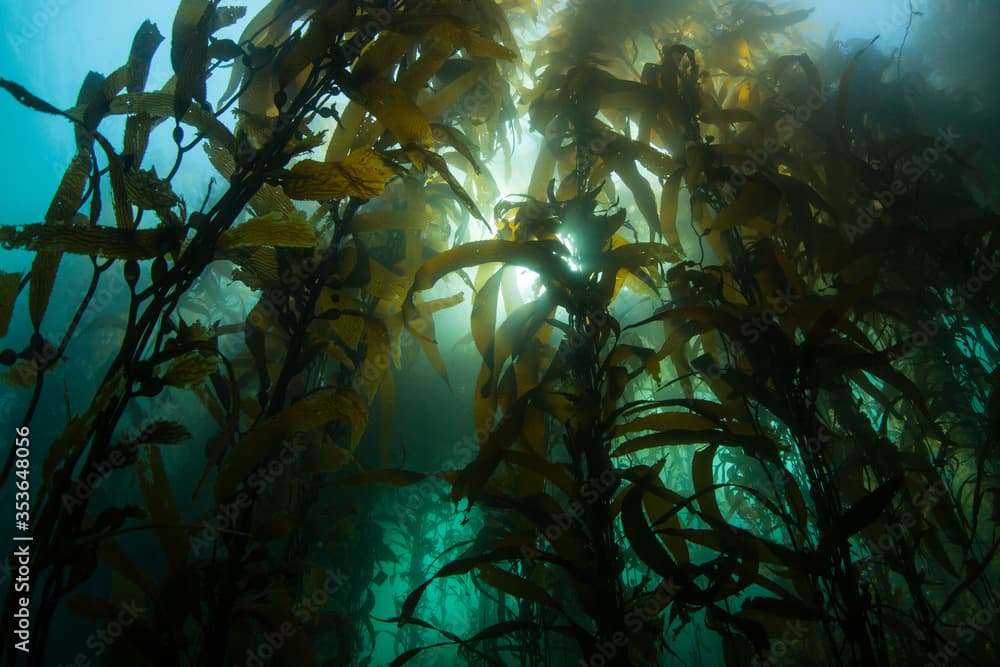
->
0, 1, 998, 666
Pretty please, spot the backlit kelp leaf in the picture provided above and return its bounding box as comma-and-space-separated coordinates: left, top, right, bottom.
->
0, 78, 64, 116
216, 0, 296, 106
386, 13, 511, 56
125, 20, 164, 94
282, 151, 397, 201
711, 180, 780, 232
106, 92, 236, 152
171, 0, 214, 121
410, 293, 465, 386
97, 538, 159, 601
42, 374, 123, 481
397, 545, 526, 625
105, 149, 135, 230
621, 481, 692, 589
208, 5, 246, 32
338, 468, 430, 487
136, 444, 186, 571
1, 360, 39, 388
124, 113, 157, 168
471, 269, 503, 364
276, 0, 354, 91
28, 251, 61, 331
659, 170, 683, 250
502, 450, 577, 500
817, 476, 903, 557
378, 366, 395, 465
123, 167, 179, 210
477, 564, 558, 608
835, 36, 879, 142
161, 351, 217, 388
0, 224, 184, 259
141, 420, 193, 445
359, 316, 391, 402
406, 145, 486, 222
611, 411, 719, 438
103, 20, 163, 97
773, 54, 822, 98
608, 152, 659, 240
215, 390, 365, 501
409, 240, 572, 306
693, 442, 723, 522
216, 210, 316, 249
204, 141, 295, 215
430, 123, 484, 175
46, 154, 91, 223
364, 259, 411, 312
451, 399, 527, 505
361, 78, 434, 146
0, 271, 21, 337
613, 428, 727, 457
636, 475, 691, 565
603, 242, 680, 274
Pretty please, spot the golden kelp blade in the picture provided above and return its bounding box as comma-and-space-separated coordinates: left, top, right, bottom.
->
161, 351, 218, 388
107, 92, 236, 152
282, 151, 397, 201
216, 210, 316, 249
136, 444, 186, 571
28, 251, 61, 331
123, 168, 180, 210
46, 155, 91, 223
171, 0, 213, 121
359, 78, 434, 146
214, 390, 366, 501
385, 15, 517, 61
0, 224, 184, 260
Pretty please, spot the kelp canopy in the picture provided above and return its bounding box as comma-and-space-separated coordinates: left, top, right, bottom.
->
1, 0, 998, 665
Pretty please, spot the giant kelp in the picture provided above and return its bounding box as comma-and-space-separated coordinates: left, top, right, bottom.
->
0, 1, 998, 666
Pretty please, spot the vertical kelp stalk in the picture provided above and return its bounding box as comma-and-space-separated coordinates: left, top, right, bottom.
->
722, 203, 887, 663
565, 303, 629, 663
0, 27, 351, 667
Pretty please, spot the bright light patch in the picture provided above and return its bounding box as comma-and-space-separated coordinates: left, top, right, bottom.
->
516, 266, 541, 294
556, 232, 583, 272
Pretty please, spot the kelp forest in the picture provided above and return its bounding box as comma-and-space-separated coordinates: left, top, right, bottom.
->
1, 0, 999, 665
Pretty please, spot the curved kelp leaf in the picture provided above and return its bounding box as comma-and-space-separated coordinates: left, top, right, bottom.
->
282, 151, 397, 200
0, 224, 185, 260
